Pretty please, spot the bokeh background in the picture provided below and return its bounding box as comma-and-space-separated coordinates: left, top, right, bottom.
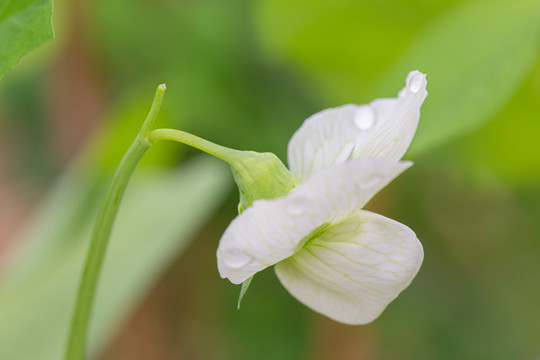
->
1, 0, 539, 359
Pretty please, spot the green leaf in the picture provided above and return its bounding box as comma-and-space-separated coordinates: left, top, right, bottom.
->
439, 60, 540, 186
87, 0, 316, 158
254, 0, 540, 156
376, 0, 540, 156
253, 0, 454, 103
0, 157, 230, 360
0, 0, 54, 80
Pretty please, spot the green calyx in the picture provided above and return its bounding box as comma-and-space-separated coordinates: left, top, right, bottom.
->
147, 108, 299, 307
230, 151, 298, 212
147, 129, 298, 212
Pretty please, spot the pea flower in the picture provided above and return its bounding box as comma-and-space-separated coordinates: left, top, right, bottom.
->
217, 71, 427, 325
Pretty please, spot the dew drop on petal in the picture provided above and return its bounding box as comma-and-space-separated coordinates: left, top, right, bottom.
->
359, 174, 382, 189
408, 73, 424, 93
353, 106, 375, 131
223, 249, 252, 268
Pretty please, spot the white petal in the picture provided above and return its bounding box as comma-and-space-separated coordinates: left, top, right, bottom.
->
217, 158, 411, 284
275, 210, 423, 325
287, 71, 427, 181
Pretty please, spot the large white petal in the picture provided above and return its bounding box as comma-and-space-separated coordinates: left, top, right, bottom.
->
275, 210, 423, 325
287, 71, 427, 181
217, 158, 411, 284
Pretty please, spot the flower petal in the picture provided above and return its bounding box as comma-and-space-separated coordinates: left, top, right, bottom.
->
275, 210, 423, 325
287, 71, 427, 181
217, 158, 411, 284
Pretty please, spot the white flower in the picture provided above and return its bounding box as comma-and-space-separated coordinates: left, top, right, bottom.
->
217, 71, 427, 325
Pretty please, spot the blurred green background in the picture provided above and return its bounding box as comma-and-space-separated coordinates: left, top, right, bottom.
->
0, 0, 539, 359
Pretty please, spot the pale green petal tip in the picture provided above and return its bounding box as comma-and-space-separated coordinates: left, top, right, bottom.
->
237, 276, 254, 309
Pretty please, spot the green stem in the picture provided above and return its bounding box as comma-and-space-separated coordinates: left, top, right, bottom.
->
64, 85, 166, 360
148, 128, 243, 164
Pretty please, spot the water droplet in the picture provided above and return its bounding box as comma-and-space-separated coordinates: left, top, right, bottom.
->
359, 174, 382, 189
287, 196, 307, 216
353, 106, 375, 131
408, 73, 424, 93
224, 249, 252, 268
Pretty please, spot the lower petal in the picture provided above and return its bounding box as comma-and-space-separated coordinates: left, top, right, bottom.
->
217, 159, 411, 284
275, 210, 423, 325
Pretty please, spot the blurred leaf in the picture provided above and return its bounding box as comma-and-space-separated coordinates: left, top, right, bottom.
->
0, 156, 231, 360
253, 0, 459, 102
446, 59, 540, 186
379, 164, 540, 360
86, 85, 180, 171
87, 0, 316, 158
254, 0, 540, 156
378, 0, 540, 156
0, 0, 54, 80
222, 269, 311, 360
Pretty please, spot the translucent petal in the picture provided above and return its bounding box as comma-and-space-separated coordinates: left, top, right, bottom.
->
217, 159, 411, 284
275, 210, 423, 325
287, 71, 427, 180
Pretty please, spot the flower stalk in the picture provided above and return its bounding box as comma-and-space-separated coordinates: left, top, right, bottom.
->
65, 84, 296, 359
149, 128, 298, 212
64, 85, 166, 360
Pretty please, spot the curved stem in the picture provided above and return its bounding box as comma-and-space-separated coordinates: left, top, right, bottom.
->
148, 128, 243, 165
65, 139, 148, 360
64, 85, 166, 360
